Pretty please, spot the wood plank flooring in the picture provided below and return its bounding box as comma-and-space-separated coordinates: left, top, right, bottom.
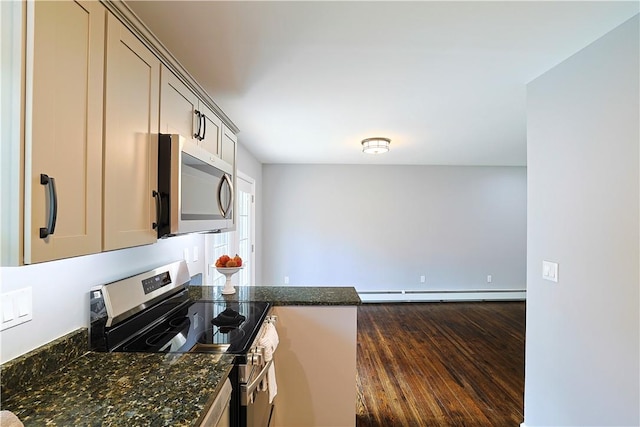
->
356, 302, 525, 427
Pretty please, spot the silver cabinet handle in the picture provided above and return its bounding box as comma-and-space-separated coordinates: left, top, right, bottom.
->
240, 359, 272, 406
39, 174, 58, 239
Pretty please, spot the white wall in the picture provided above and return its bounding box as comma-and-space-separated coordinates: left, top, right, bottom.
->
0, 234, 206, 363
262, 164, 526, 295
524, 15, 639, 427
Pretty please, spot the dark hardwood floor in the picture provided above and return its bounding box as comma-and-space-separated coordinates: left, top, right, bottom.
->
356, 302, 525, 427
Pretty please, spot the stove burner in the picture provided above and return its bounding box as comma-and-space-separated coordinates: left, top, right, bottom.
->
146, 332, 171, 347
168, 316, 190, 329
197, 326, 245, 345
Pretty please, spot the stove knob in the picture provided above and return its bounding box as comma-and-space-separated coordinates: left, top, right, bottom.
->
250, 351, 263, 366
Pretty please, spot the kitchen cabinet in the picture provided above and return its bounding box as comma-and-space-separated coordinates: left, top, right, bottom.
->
3, 0, 240, 265
102, 13, 160, 251
160, 66, 222, 158
24, 0, 105, 263
271, 306, 358, 427
221, 125, 238, 230
221, 125, 237, 170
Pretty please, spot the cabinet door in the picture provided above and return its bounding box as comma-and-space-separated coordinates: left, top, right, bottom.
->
160, 65, 199, 140
103, 13, 160, 251
271, 306, 358, 427
221, 125, 237, 168
26, 0, 105, 264
198, 103, 222, 157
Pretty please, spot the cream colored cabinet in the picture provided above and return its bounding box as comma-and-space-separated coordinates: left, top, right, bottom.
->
221, 125, 238, 229
221, 125, 237, 168
271, 306, 358, 427
160, 66, 199, 140
103, 13, 160, 251
24, 0, 105, 264
160, 65, 222, 157
199, 102, 223, 157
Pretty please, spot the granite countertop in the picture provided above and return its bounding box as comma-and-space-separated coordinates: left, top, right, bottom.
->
190, 285, 362, 305
1, 330, 234, 427
1, 285, 359, 426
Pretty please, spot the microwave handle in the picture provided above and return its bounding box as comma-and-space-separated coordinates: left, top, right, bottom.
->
217, 174, 234, 219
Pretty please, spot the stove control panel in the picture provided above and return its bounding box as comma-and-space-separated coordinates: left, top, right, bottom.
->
142, 271, 172, 295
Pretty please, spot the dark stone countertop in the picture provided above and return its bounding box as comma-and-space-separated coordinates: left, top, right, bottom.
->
2, 352, 234, 426
0, 286, 359, 426
1, 330, 234, 427
190, 285, 362, 305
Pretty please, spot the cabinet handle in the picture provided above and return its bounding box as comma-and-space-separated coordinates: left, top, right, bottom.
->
152, 190, 162, 230
201, 113, 207, 141
194, 110, 202, 140
39, 174, 58, 239
217, 174, 234, 219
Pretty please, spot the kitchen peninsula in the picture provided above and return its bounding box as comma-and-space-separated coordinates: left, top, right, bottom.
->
0, 286, 360, 427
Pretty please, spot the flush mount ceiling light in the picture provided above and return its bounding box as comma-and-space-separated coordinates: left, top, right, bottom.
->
361, 137, 391, 154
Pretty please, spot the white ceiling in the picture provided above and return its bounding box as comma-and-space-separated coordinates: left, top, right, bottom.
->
126, 1, 639, 166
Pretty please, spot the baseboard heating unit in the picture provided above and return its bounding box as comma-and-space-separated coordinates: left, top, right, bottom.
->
358, 289, 526, 303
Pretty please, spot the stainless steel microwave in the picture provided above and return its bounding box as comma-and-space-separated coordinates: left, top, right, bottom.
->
157, 134, 234, 238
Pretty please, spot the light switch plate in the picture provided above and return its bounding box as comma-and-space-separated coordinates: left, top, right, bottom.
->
1, 287, 33, 331
542, 260, 559, 282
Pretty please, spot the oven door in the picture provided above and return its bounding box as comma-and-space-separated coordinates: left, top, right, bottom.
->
240, 361, 274, 427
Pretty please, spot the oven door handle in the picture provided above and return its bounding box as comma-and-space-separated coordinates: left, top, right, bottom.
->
240, 359, 273, 406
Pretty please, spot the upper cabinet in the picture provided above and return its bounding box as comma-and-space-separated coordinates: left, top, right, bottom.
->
24, 0, 105, 264
103, 13, 160, 251
198, 102, 223, 157
160, 65, 222, 158
221, 124, 238, 168
4, 0, 238, 265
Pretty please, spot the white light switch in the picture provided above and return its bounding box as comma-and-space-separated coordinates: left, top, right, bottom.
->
17, 288, 32, 317
1, 287, 33, 330
542, 260, 559, 282
2, 296, 15, 322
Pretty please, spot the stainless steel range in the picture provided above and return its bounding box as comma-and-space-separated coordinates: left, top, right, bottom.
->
89, 261, 276, 427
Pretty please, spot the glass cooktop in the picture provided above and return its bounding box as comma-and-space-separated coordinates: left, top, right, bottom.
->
116, 300, 270, 355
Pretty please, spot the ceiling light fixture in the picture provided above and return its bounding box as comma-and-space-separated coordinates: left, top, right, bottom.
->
361, 137, 391, 154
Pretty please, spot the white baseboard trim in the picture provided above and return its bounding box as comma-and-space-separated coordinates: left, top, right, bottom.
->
358, 289, 526, 303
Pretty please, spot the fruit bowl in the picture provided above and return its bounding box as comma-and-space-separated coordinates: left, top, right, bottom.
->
216, 266, 243, 295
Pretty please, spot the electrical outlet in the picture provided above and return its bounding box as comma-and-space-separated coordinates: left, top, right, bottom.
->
193, 246, 199, 262
420, 275, 426, 283
183, 248, 190, 262
284, 276, 290, 285
487, 275, 492, 283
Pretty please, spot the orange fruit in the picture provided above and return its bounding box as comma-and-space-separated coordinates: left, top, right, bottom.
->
233, 254, 242, 267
